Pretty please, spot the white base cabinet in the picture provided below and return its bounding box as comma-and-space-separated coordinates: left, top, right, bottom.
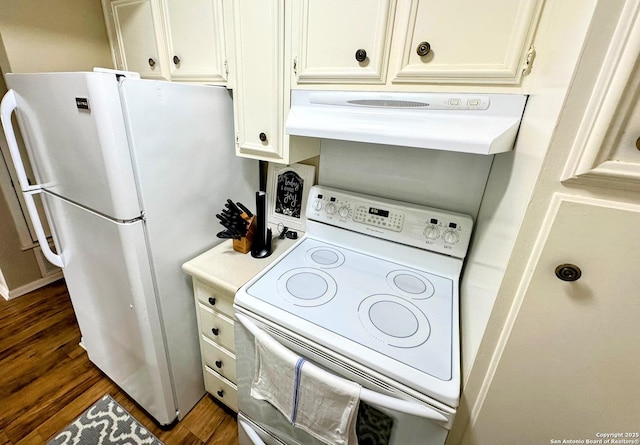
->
193, 279, 239, 411
182, 237, 299, 412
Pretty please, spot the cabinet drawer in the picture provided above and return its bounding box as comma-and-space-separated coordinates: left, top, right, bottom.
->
194, 279, 234, 318
198, 302, 235, 350
202, 336, 237, 383
204, 366, 238, 412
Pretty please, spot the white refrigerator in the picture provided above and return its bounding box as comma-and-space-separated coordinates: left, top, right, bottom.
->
0, 70, 259, 426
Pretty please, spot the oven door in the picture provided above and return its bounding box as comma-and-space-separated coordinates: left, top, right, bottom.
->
234, 308, 453, 445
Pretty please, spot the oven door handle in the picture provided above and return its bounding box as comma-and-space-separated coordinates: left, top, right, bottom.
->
235, 312, 449, 423
239, 419, 267, 445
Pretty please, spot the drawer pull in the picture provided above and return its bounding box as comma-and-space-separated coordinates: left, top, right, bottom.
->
355, 48, 367, 62
217, 389, 224, 398
211, 327, 219, 336
215, 360, 223, 368
208, 297, 216, 306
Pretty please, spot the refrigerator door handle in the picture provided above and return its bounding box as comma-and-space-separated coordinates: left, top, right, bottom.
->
23, 189, 64, 268
2, 89, 63, 267
0, 89, 39, 192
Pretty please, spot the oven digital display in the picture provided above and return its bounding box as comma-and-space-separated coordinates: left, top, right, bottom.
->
369, 207, 389, 218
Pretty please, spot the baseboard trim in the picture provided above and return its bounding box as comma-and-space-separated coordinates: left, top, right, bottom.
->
4, 272, 64, 300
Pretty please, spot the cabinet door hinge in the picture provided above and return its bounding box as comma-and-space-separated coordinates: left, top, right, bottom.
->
224, 59, 229, 76
293, 56, 298, 76
522, 45, 536, 76
235, 134, 239, 146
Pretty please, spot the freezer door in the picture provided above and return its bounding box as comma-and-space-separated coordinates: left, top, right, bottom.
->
119, 79, 259, 418
42, 191, 177, 425
5, 72, 141, 220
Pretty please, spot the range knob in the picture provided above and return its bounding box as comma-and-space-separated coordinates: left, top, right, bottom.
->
338, 206, 349, 218
442, 230, 460, 244
424, 225, 440, 240
312, 200, 323, 211
325, 203, 337, 215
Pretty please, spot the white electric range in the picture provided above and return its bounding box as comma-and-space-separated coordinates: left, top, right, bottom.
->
234, 185, 473, 445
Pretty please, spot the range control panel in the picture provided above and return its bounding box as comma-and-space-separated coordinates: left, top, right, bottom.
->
307, 185, 473, 259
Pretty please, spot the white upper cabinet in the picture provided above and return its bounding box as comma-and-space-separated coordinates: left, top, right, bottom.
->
104, 0, 228, 83
291, 0, 396, 84
389, 0, 544, 85
289, 0, 544, 88
110, 0, 168, 79
231, 0, 320, 164
162, 0, 228, 82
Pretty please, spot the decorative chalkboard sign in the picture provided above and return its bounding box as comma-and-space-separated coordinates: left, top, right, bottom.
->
266, 163, 316, 231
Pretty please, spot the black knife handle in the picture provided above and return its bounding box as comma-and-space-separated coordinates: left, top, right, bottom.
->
236, 202, 253, 217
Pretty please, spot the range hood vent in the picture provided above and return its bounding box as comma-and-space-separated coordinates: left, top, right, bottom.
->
285, 91, 528, 155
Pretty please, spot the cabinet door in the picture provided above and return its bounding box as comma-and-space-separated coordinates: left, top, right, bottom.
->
390, 0, 542, 85
163, 0, 227, 82
291, 0, 396, 84
470, 196, 640, 441
111, 0, 168, 79
232, 0, 285, 161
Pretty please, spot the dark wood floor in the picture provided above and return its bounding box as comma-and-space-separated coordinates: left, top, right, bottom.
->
0, 279, 238, 445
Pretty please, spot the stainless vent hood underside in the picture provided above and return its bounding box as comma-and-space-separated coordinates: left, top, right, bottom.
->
285, 91, 528, 155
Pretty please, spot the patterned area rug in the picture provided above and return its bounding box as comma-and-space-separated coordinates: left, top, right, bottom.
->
47, 395, 164, 445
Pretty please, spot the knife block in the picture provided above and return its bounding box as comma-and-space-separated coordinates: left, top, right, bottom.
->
232, 214, 255, 254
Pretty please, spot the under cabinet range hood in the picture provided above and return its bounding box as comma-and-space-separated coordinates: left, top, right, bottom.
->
285, 90, 528, 155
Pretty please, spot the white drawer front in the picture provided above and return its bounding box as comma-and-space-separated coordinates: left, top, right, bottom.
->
202, 335, 237, 383
194, 280, 234, 318
204, 366, 238, 412
198, 302, 235, 351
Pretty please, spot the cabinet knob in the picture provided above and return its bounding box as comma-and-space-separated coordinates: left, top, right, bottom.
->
555, 264, 582, 282
148, 58, 156, 67
208, 297, 216, 306
211, 327, 219, 336
259, 132, 268, 142
215, 360, 222, 368
416, 41, 431, 57
355, 49, 367, 63
173, 55, 180, 65
217, 390, 224, 398
635, 136, 640, 151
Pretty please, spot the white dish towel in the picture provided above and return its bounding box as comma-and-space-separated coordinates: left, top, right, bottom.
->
251, 329, 362, 445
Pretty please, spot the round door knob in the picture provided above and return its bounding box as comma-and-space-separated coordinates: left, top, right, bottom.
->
259, 132, 268, 142
217, 390, 224, 397
416, 41, 432, 57
555, 264, 582, 282
173, 55, 180, 65
215, 360, 222, 368
148, 58, 156, 67
355, 49, 367, 62
211, 327, 219, 336
208, 297, 216, 306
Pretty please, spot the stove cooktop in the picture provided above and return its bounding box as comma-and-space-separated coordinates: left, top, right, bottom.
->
245, 237, 455, 380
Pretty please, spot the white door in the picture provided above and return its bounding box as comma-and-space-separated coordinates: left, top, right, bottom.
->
466, 196, 640, 441
42, 191, 177, 425
5, 72, 141, 220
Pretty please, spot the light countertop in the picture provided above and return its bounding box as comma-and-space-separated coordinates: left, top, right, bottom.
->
182, 232, 300, 296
